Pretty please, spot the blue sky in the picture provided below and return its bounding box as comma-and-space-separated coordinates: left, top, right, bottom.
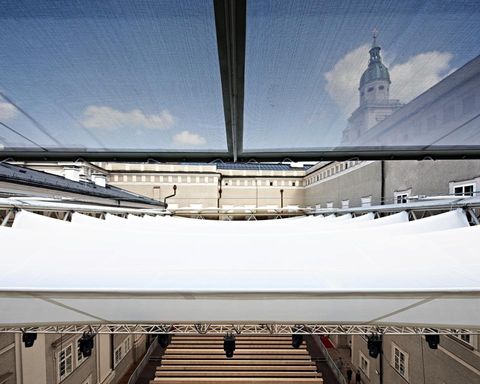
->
0, 0, 479, 151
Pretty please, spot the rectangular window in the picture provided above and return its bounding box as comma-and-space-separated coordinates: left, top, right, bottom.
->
453, 184, 475, 197
114, 345, 123, 368
453, 333, 476, 348
341, 200, 349, 209
359, 351, 369, 378
361, 196, 372, 207
326, 202, 333, 209
394, 189, 411, 204
76, 338, 87, 366
58, 344, 73, 381
392, 345, 409, 380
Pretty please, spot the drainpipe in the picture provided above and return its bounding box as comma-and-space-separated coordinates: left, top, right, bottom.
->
218, 187, 223, 209
379, 334, 384, 384
380, 160, 385, 205
163, 185, 177, 208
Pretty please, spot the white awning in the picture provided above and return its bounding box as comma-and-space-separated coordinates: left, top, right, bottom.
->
1, 210, 479, 329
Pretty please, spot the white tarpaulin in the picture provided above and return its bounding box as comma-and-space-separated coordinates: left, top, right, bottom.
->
1, 210, 479, 329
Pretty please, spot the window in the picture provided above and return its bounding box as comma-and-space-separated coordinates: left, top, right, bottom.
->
392, 344, 409, 380
326, 202, 333, 209
114, 336, 133, 368
452, 333, 476, 348
341, 200, 349, 209
58, 344, 73, 381
378, 85, 385, 90
453, 184, 475, 197
394, 189, 411, 204
292, 181, 296, 187
361, 196, 372, 207
76, 338, 88, 366
114, 345, 123, 368
359, 351, 369, 378
269, 181, 273, 186
367, 86, 374, 92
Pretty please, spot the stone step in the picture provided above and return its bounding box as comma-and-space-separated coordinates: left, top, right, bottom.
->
157, 365, 315, 371
164, 349, 308, 355
163, 355, 312, 360
154, 371, 320, 378
169, 344, 303, 350
151, 378, 323, 384
161, 359, 315, 366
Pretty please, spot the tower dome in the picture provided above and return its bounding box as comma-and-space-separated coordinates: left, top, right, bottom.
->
359, 44, 391, 89
358, 30, 391, 106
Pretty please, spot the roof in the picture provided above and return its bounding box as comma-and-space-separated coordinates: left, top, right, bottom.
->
359, 46, 391, 88
0, 162, 162, 206
215, 163, 312, 171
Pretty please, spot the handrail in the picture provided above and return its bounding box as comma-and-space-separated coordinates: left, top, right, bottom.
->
127, 337, 158, 384
313, 335, 347, 384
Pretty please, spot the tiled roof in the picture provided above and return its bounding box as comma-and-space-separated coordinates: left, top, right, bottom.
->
0, 162, 162, 206
215, 163, 311, 171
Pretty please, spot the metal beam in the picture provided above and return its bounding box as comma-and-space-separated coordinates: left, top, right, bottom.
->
213, 0, 246, 162
0, 149, 230, 163
1, 323, 477, 335
4, 147, 480, 163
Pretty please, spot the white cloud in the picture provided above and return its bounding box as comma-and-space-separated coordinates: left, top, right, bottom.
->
173, 130, 207, 147
83, 106, 175, 130
0, 102, 18, 121
325, 44, 370, 118
389, 51, 454, 102
324, 46, 454, 116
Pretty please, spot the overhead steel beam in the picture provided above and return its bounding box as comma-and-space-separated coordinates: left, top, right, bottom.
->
213, 0, 246, 162
1, 323, 477, 335
238, 146, 480, 162
0, 149, 230, 163
4, 147, 480, 162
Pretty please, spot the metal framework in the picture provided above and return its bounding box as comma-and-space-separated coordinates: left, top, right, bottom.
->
2, 195, 480, 225
1, 323, 477, 335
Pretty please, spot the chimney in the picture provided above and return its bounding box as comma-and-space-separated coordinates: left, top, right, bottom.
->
64, 167, 80, 182
92, 173, 107, 188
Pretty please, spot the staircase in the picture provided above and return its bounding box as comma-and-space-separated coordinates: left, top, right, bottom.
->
150, 335, 323, 383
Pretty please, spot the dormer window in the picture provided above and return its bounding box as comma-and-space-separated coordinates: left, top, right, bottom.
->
378, 85, 385, 90
367, 87, 374, 92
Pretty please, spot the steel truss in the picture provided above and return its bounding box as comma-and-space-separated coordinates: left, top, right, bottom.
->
1, 323, 478, 335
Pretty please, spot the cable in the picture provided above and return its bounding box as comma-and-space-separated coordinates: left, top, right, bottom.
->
0, 91, 62, 146
0, 121, 48, 151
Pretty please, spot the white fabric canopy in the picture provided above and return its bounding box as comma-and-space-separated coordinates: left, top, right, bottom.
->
1, 210, 479, 329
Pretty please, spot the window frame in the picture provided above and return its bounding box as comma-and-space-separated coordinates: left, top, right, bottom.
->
450, 180, 477, 197
361, 196, 372, 207
394, 189, 411, 204
57, 343, 74, 382
359, 351, 370, 378
392, 343, 409, 381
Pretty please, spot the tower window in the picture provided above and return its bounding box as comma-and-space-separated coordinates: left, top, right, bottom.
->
378, 85, 385, 90
367, 87, 374, 92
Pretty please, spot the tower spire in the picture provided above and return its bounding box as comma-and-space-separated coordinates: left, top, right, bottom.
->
372, 28, 379, 48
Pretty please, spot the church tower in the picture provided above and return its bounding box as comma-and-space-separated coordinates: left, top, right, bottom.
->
342, 31, 402, 144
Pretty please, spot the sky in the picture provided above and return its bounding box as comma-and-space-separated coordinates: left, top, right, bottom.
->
0, 0, 479, 151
